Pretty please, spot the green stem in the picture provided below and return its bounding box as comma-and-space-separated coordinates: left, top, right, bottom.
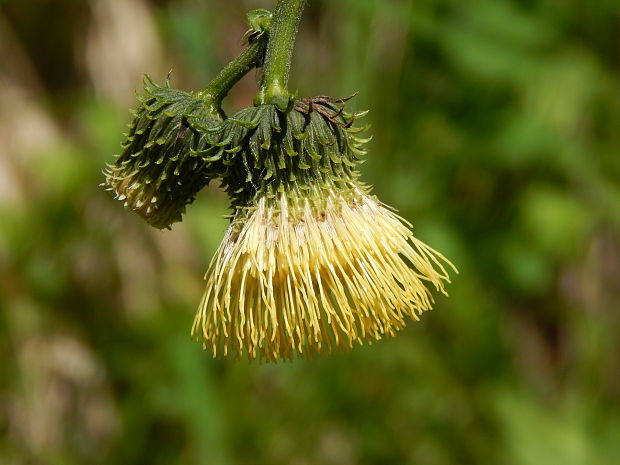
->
255, 0, 307, 111
200, 34, 269, 117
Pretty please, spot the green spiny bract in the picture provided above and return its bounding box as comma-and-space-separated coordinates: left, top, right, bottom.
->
104, 75, 222, 229
242, 9, 273, 44
193, 97, 371, 213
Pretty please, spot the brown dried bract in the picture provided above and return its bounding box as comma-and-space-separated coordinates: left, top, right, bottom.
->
294, 93, 359, 127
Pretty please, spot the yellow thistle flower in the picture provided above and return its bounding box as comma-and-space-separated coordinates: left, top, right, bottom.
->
192, 184, 455, 362
191, 100, 457, 362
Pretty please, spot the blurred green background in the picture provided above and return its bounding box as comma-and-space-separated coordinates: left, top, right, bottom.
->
1, 0, 619, 464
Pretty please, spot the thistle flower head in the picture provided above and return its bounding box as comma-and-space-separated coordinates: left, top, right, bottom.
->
191, 98, 457, 362
104, 76, 221, 229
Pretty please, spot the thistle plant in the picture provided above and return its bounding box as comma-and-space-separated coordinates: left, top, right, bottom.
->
104, 1, 457, 362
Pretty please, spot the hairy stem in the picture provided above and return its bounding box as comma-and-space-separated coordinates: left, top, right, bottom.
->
200, 34, 269, 117
255, 0, 307, 111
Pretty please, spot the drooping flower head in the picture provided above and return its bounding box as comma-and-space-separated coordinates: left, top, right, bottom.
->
191, 97, 457, 362
104, 76, 222, 229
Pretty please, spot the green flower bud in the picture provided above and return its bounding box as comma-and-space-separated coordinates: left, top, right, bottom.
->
104, 75, 221, 229
242, 9, 273, 44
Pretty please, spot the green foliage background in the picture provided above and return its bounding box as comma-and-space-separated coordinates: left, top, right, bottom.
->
1, 0, 619, 464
